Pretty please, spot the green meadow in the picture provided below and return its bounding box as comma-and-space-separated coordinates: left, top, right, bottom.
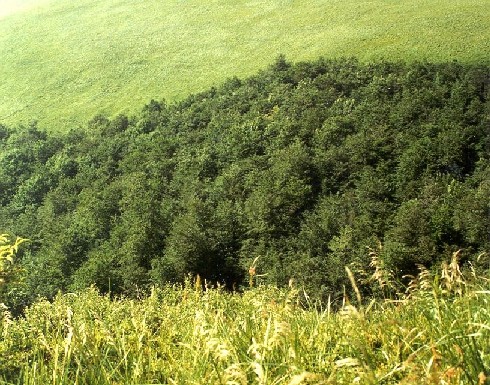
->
1, 0, 489, 130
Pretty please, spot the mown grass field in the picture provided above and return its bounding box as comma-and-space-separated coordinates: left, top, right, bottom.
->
1, 0, 489, 130
1, 254, 489, 384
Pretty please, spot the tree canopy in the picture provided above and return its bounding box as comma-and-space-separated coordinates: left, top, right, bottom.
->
0, 57, 489, 307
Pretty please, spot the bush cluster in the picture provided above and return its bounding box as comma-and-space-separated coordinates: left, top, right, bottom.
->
0, 58, 488, 306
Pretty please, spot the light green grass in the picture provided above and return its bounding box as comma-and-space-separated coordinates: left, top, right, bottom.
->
1, 0, 489, 130
1, 256, 489, 384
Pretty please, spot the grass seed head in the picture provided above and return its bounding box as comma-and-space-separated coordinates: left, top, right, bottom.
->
224, 364, 247, 385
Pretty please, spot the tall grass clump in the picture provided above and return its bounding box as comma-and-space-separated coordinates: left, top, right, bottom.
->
0, 253, 489, 384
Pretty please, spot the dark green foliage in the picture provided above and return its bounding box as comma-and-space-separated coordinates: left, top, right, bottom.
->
0, 58, 488, 304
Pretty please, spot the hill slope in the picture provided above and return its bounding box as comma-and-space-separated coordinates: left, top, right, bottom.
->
1, 0, 489, 130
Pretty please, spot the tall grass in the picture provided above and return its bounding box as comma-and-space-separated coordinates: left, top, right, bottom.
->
1, 253, 489, 384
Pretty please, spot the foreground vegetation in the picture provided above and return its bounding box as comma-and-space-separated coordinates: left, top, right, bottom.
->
1, 249, 489, 384
1, 0, 489, 129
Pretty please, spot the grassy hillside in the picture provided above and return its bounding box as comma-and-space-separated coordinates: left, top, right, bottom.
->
1, 0, 489, 130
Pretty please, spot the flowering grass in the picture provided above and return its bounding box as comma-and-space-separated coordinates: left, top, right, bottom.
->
1, 254, 489, 384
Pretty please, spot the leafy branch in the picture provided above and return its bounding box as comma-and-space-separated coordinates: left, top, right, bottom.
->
0, 234, 25, 286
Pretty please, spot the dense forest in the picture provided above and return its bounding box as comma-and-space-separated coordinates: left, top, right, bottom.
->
1, 57, 489, 310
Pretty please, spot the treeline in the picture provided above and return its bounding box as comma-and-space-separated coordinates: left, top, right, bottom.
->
0, 57, 489, 309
